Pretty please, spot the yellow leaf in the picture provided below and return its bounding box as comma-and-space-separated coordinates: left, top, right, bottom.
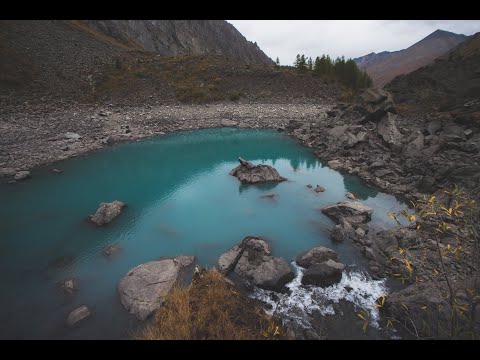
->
447, 244, 451, 250
363, 322, 368, 332
357, 313, 366, 321
410, 214, 416, 221
387, 319, 393, 328
416, 224, 421, 230
421, 306, 427, 310
387, 213, 395, 219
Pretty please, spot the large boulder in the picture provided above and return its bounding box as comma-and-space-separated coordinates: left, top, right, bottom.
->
301, 259, 345, 287
230, 158, 286, 184
296, 246, 339, 268
89, 201, 126, 226
356, 88, 396, 123
252, 257, 295, 292
321, 201, 373, 225
118, 256, 195, 320
377, 112, 403, 149
66, 305, 91, 326
218, 236, 293, 292
14, 171, 31, 181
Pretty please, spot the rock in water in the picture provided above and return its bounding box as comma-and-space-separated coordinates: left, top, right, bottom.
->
345, 192, 356, 200
14, 171, 31, 181
301, 259, 345, 287
118, 256, 195, 321
59, 277, 79, 294
89, 201, 126, 226
315, 185, 325, 193
66, 305, 91, 326
321, 201, 373, 225
102, 244, 123, 257
218, 236, 293, 292
229, 157, 286, 184
296, 247, 339, 268
252, 258, 294, 292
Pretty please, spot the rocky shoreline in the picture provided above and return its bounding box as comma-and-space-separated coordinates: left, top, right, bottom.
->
0, 102, 332, 181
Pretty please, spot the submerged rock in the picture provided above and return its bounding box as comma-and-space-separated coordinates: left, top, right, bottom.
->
102, 244, 123, 257
296, 246, 338, 268
230, 157, 286, 184
314, 185, 325, 193
321, 201, 373, 225
67, 305, 91, 326
59, 277, 79, 294
301, 259, 345, 287
118, 256, 195, 321
89, 201, 126, 226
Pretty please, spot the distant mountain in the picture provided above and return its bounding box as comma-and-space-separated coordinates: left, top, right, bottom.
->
82, 20, 274, 65
386, 31, 480, 112
354, 30, 468, 87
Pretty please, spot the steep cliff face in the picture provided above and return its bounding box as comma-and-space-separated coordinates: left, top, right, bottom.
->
354, 30, 468, 87
83, 20, 274, 65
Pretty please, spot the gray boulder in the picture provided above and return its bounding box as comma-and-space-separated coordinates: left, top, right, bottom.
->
65, 132, 81, 140
296, 246, 339, 268
89, 200, 126, 226
218, 236, 293, 293
252, 257, 295, 291
357, 88, 396, 122
67, 305, 91, 326
118, 256, 195, 321
377, 112, 402, 148
14, 171, 31, 181
345, 192, 356, 200
221, 119, 238, 127
321, 201, 373, 225
315, 185, 326, 193
301, 259, 345, 287
0, 167, 17, 178
230, 158, 286, 184
59, 277, 79, 294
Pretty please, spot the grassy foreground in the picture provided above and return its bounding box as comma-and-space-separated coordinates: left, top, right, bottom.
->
140, 269, 288, 340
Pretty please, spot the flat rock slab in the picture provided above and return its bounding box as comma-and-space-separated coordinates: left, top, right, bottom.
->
118, 256, 194, 321
89, 200, 126, 226
321, 201, 373, 225
67, 305, 91, 326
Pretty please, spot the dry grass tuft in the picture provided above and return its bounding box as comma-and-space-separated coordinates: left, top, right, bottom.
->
140, 269, 287, 340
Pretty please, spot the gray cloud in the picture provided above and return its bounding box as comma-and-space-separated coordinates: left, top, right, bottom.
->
227, 20, 480, 65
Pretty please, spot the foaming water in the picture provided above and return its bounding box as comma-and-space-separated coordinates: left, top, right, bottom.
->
251, 263, 388, 333
0, 128, 405, 339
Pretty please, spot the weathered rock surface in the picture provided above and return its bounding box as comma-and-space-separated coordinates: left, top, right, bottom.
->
296, 246, 339, 268
314, 185, 325, 193
301, 259, 345, 287
377, 112, 403, 149
230, 157, 286, 184
89, 201, 126, 226
66, 305, 91, 326
221, 119, 238, 127
118, 255, 195, 320
14, 171, 31, 181
218, 236, 293, 292
321, 201, 373, 225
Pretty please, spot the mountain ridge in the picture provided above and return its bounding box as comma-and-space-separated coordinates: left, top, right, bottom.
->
354, 29, 468, 87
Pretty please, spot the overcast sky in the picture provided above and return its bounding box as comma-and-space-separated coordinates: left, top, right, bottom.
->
227, 20, 480, 65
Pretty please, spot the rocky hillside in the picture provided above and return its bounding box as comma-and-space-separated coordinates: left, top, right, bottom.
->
0, 20, 332, 107
355, 30, 468, 87
83, 20, 273, 65
386, 32, 480, 114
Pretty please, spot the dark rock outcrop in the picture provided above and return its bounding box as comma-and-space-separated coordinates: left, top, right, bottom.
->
89, 201, 126, 226
230, 158, 287, 184
301, 259, 345, 287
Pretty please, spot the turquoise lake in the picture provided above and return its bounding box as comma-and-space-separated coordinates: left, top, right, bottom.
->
0, 128, 406, 339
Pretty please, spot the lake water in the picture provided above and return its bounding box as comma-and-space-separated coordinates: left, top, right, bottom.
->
0, 128, 406, 339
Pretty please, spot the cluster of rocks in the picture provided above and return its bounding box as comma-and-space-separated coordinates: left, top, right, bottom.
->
287, 88, 480, 202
